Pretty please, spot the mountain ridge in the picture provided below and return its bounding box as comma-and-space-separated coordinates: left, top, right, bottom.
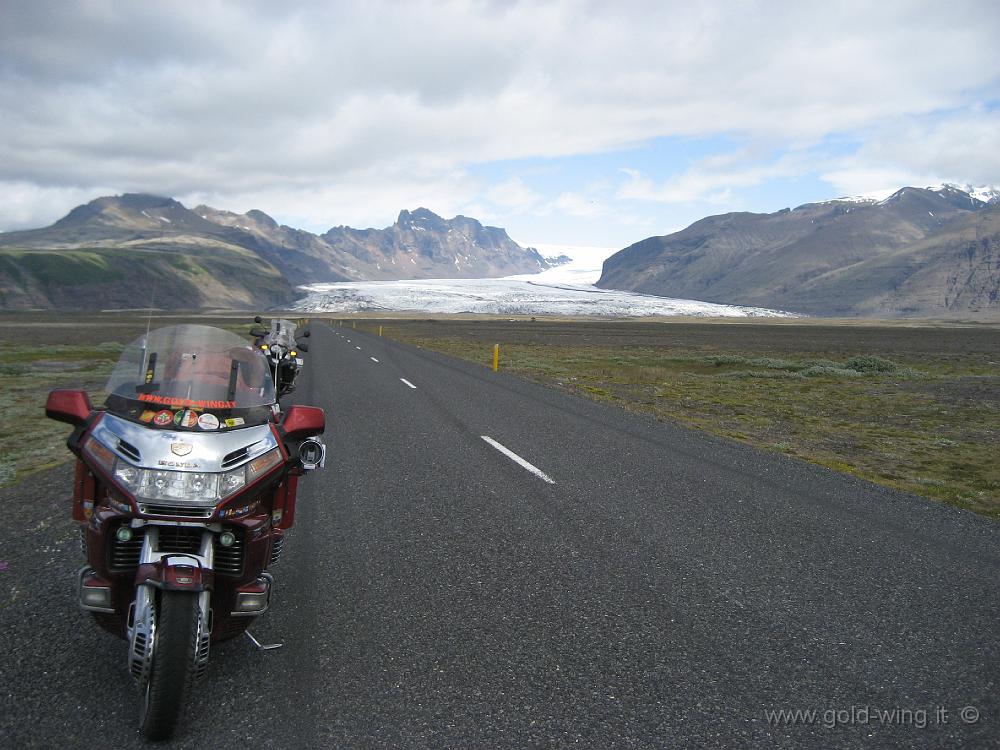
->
0, 195, 552, 310
597, 185, 1000, 319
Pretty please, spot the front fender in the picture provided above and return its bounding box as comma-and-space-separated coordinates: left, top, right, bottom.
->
135, 554, 214, 593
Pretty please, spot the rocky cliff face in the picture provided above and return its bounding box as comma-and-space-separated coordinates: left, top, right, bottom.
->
192, 204, 357, 285
321, 208, 549, 280
197, 204, 549, 283
0, 196, 551, 310
597, 186, 1000, 318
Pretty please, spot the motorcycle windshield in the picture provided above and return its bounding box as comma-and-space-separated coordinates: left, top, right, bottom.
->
266, 319, 297, 350
104, 325, 276, 427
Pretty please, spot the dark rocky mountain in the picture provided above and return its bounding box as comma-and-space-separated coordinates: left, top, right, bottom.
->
0, 195, 551, 310
597, 186, 1000, 318
193, 204, 357, 285
197, 205, 551, 284
320, 208, 549, 280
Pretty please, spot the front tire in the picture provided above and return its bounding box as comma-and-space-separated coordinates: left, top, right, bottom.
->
139, 591, 200, 741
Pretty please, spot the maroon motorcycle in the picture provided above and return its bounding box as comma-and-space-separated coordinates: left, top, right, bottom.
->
46, 324, 326, 740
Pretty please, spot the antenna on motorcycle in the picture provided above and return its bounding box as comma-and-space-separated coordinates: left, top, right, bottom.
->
140, 276, 158, 378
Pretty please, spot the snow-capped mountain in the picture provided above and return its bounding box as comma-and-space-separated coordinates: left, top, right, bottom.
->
598, 185, 1000, 319
930, 183, 1000, 205
818, 183, 999, 208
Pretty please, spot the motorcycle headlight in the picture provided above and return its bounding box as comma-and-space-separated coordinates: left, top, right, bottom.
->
136, 470, 221, 503
114, 463, 142, 491
92, 441, 282, 504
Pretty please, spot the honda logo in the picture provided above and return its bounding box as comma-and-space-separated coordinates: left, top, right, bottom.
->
170, 442, 193, 456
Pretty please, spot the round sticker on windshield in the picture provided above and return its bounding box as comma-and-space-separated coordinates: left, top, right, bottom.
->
198, 413, 220, 431
153, 410, 174, 426
174, 410, 199, 428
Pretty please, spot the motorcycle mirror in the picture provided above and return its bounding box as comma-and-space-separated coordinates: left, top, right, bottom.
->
46, 389, 93, 426
282, 405, 325, 440
250, 327, 268, 338
301, 330, 310, 338
254, 315, 263, 324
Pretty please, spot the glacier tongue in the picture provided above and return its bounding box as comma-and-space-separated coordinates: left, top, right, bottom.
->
291, 276, 796, 318
292, 244, 796, 317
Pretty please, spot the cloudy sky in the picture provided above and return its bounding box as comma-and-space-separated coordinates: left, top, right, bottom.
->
2, 0, 998, 248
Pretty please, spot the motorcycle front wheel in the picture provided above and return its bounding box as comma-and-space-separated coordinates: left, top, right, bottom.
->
139, 590, 199, 741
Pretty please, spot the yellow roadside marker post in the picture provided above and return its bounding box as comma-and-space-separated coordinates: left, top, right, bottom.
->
379, 326, 383, 337
493, 343, 500, 372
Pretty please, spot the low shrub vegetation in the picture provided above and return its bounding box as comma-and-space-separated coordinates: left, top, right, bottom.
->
378, 319, 998, 519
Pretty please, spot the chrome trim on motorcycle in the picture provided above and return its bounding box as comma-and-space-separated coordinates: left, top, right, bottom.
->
135, 525, 215, 569
128, 528, 216, 684
139, 502, 215, 519
128, 584, 156, 684
268, 534, 284, 566
193, 590, 212, 681
93, 414, 278, 473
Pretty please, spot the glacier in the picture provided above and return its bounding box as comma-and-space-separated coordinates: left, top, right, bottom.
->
292, 245, 796, 318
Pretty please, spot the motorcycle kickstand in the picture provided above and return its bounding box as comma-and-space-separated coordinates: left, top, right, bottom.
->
245, 630, 284, 651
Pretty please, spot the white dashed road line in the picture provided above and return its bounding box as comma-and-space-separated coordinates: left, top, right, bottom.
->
370, 357, 380, 363
480, 435, 555, 484
400, 378, 417, 389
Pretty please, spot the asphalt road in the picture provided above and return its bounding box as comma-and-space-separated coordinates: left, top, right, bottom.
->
1, 321, 998, 748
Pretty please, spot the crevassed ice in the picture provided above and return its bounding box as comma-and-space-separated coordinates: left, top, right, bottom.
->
292, 246, 798, 318
292, 276, 796, 318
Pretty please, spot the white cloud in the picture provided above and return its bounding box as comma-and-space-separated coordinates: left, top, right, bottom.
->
821, 109, 1000, 196
0, 0, 997, 237
0, 181, 121, 232
178, 166, 482, 232
485, 177, 544, 212
616, 149, 810, 204
551, 192, 607, 218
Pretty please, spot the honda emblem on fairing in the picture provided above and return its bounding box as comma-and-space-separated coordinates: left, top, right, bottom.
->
170, 442, 193, 456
